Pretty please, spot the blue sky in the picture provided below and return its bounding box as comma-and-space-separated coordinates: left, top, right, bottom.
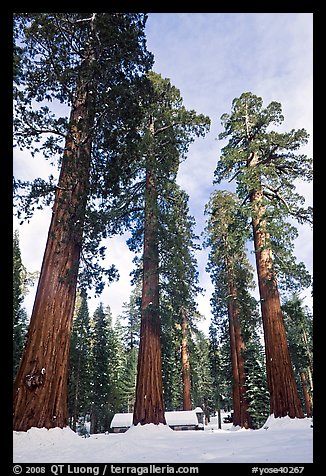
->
14, 13, 313, 332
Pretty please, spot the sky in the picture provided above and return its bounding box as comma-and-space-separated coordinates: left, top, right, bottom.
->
13, 13, 313, 334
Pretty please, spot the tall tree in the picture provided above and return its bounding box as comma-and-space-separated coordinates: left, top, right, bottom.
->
190, 329, 214, 423
242, 333, 269, 429
89, 303, 111, 434
68, 291, 91, 432
159, 184, 203, 411
214, 92, 312, 418
13, 13, 152, 431
132, 72, 210, 425
282, 295, 313, 416
205, 190, 254, 428
118, 284, 141, 412
13, 230, 28, 380
208, 313, 233, 415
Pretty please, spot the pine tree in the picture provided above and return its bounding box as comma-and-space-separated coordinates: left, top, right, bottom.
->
214, 92, 312, 418
13, 13, 153, 431
89, 303, 111, 434
68, 291, 91, 432
106, 318, 126, 420
13, 230, 28, 380
205, 190, 254, 428
208, 309, 233, 415
282, 295, 313, 416
119, 347, 138, 413
131, 72, 210, 426
118, 285, 141, 412
243, 334, 269, 429
190, 329, 214, 424
119, 283, 141, 350
159, 184, 203, 411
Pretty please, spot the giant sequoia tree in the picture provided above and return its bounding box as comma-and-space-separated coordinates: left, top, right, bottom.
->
214, 92, 312, 418
205, 190, 255, 428
129, 72, 210, 425
13, 13, 152, 431
160, 184, 203, 411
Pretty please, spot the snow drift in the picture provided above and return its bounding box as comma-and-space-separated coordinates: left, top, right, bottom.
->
13, 416, 313, 463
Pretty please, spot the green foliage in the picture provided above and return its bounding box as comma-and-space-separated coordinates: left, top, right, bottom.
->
282, 295, 313, 376
118, 282, 142, 350
13, 230, 29, 380
159, 185, 204, 409
214, 92, 312, 295
204, 189, 269, 425
68, 291, 92, 425
243, 335, 269, 429
13, 13, 153, 295
118, 347, 138, 413
208, 318, 233, 413
89, 303, 112, 432
215, 92, 312, 220
190, 329, 215, 416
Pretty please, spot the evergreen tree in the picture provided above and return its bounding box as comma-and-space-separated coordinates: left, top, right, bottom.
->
214, 92, 312, 418
89, 303, 111, 433
130, 72, 210, 426
282, 295, 313, 416
13, 230, 28, 380
243, 334, 269, 429
118, 284, 141, 413
208, 310, 233, 415
190, 329, 214, 423
106, 318, 126, 420
119, 283, 141, 350
119, 346, 138, 413
159, 184, 203, 411
13, 13, 153, 431
68, 291, 91, 432
205, 190, 255, 428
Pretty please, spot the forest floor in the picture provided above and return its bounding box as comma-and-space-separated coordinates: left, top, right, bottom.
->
13, 414, 313, 464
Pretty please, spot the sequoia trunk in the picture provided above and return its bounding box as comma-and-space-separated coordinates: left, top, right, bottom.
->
133, 118, 166, 426
223, 229, 252, 429
13, 54, 95, 431
181, 308, 192, 411
226, 271, 252, 429
300, 371, 313, 417
250, 184, 304, 418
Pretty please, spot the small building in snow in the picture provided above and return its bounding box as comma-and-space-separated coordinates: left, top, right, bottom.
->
110, 408, 204, 433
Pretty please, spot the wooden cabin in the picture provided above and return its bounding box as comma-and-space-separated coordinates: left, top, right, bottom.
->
110, 408, 204, 433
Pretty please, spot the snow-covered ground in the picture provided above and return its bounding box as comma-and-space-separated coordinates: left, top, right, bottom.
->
13, 415, 313, 463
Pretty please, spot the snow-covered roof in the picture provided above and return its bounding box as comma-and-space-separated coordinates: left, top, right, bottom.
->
110, 410, 199, 428
111, 413, 133, 428
166, 411, 198, 426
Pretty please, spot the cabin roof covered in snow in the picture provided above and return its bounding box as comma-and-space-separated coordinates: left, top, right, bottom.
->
110, 410, 199, 428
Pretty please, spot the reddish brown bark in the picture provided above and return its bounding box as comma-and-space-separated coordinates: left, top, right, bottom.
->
13, 63, 95, 432
226, 267, 252, 429
133, 119, 166, 426
300, 371, 313, 417
250, 181, 304, 418
181, 308, 192, 411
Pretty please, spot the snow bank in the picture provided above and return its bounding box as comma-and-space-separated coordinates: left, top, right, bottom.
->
13, 417, 313, 463
14, 426, 78, 448
125, 423, 174, 436
261, 415, 313, 431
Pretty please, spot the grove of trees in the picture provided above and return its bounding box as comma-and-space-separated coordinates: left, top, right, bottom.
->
13, 13, 313, 433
